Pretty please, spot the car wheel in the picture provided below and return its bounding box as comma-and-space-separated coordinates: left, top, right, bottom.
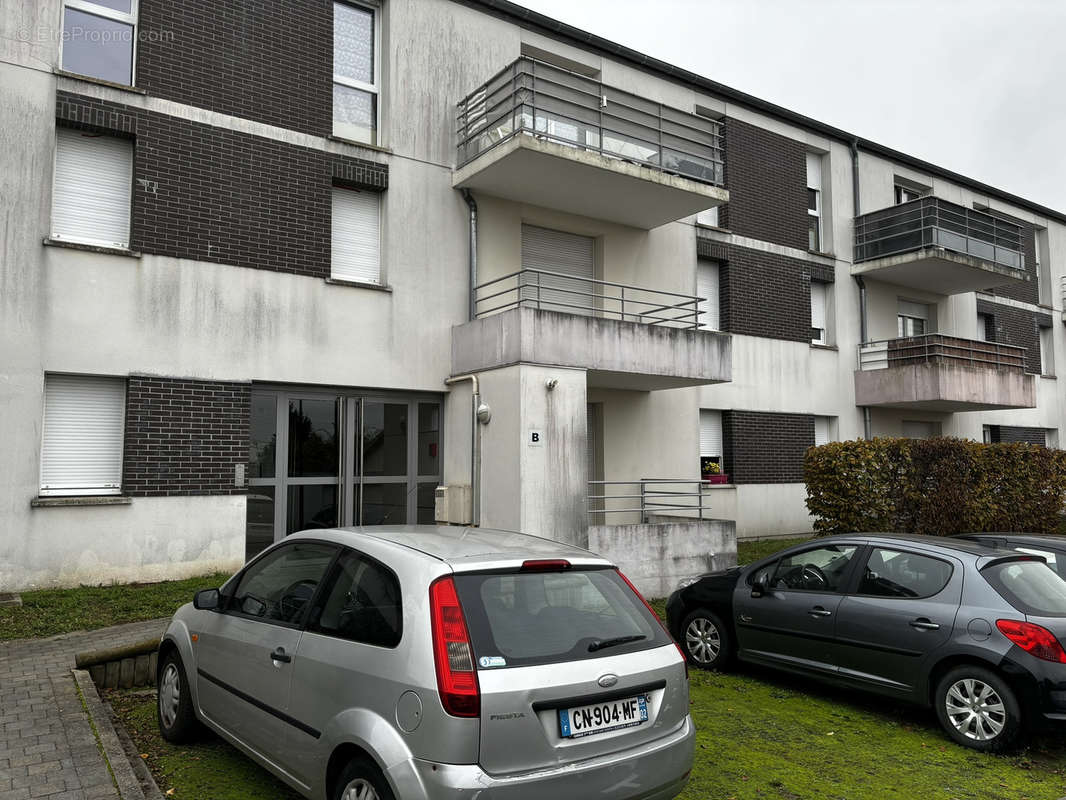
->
157, 649, 202, 743
934, 665, 1024, 752
334, 757, 395, 800
681, 609, 731, 670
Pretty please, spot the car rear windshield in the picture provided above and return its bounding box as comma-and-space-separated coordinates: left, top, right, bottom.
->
982, 559, 1066, 617
453, 568, 671, 669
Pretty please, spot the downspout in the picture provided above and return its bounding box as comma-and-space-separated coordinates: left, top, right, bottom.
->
461, 189, 478, 321
850, 138, 873, 441
444, 374, 489, 527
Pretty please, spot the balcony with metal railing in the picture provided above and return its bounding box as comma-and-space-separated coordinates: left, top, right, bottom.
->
853, 197, 1030, 294
453, 57, 728, 229
854, 334, 1035, 411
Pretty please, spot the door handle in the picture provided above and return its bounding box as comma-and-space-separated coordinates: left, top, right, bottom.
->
909, 619, 940, 631
270, 647, 292, 663
807, 607, 833, 618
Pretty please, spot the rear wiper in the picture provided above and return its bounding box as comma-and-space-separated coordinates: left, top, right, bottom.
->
588, 634, 646, 652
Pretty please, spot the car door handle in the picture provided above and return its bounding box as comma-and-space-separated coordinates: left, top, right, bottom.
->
270, 647, 292, 663
807, 606, 833, 618
909, 619, 940, 631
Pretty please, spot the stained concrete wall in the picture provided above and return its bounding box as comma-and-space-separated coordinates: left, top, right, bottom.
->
854, 363, 1036, 411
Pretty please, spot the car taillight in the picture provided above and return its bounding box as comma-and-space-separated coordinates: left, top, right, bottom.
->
430, 576, 480, 717
996, 619, 1066, 663
521, 559, 571, 571
616, 569, 688, 680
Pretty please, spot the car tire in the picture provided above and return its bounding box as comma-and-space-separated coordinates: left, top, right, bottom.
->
157, 649, 202, 744
680, 609, 731, 670
334, 757, 395, 800
933, 665, 1025, 752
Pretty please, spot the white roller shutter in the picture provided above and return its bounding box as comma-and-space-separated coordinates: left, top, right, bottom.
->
520, 224, 595, 313
810, 281, 826, 344
697, 259, 719, 331
699, 410, 723, 458
332, 188, 381, 284
40, 375, 126, 496
814, 416, 830, 447
806, 152, 823, 191
51, 128, 132, 248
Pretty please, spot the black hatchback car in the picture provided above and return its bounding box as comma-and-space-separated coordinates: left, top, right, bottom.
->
666, 534, 1066, 751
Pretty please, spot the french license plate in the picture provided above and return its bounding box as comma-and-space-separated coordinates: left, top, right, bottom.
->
558, 694, 648, 739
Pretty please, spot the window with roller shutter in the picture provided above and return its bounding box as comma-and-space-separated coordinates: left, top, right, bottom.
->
697, 259, 720, 331
699, 409, 724, 477
51, 128, 133, 249
520, 225, 595, 315
332, 187, 381, 284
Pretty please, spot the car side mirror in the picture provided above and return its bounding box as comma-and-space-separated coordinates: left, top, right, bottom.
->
751, 580, 767, 598
193, 588, 221, 610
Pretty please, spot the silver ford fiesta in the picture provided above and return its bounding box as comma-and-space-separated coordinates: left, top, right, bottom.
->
156, 526, 694, 800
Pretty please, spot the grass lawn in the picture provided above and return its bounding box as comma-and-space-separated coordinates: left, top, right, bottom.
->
737, 536, 813, 566
0, 571, 230, 642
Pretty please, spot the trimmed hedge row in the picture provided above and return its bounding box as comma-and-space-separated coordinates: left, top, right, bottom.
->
804, 438, 1066, 535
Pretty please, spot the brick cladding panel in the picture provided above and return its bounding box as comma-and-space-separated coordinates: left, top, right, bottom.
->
990, 426, 1047, 446
976, 298, 1051, 375
722, 411, 814, 484
57, 92, 387, 278
987, 216, 1038, 305
123, 377, 250, 496
717, 118, 808, 250
137, 0, 333, 136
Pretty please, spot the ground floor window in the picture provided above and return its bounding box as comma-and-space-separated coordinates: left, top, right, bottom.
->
246, 387, 442, 560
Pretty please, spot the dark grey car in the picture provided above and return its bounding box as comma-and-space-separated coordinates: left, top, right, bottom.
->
666, 534, 1066, 751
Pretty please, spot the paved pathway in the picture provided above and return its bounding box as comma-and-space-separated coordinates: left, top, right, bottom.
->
0, 619, 168, 800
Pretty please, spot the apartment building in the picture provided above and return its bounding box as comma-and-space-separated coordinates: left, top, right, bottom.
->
1, 0, 1062, 591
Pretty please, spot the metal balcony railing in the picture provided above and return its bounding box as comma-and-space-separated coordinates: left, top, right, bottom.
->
854, 197, 1025, 271
857, 334, 1027, 372
456, 57, 725, 186
588, 479, 712, 524
474, 268, 706, 329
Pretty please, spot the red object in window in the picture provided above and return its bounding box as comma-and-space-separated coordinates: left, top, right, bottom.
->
429, 443, 437, 458
996, 619, 1066, 663
430, 577, 480, 717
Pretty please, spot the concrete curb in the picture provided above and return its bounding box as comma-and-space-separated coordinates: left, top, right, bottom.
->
109, 691, 167, 800
73, 668, 147, 800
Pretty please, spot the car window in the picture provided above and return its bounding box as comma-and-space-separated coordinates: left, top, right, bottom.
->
229, 542, 336, 626
982, 559, 1066, 617
1014, 547, 1059, 572
771, 545, 858, 592
309, 550, 402, 647
856, 548, 952, 598
454, 568, 670, 669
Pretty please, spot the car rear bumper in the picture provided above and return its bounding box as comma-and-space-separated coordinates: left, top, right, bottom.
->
388, 715, 694, 800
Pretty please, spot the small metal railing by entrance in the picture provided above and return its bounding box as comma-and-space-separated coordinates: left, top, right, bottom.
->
456, 56, 725, 187
857, 334, 1027, 372
474, 268, 705, 329
589, 479, 712, 524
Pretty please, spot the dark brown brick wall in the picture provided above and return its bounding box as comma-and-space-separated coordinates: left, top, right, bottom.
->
722, 410, 814, 484
56, 92, 387, 278
698, 237, 832, 343
986, 426, 1047, 446
975, 298, 1051, 374
124, 377, 251, 496
137, 0, 333, 136
986, 213, 1038, 305
717, 118, 808, 250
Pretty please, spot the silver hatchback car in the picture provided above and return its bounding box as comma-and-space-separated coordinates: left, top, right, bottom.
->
157, 526, 694, 800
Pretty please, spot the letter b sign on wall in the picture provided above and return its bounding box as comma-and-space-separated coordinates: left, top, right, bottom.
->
528, 429, 544, 447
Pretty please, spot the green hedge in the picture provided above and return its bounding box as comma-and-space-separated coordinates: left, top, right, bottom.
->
804, 438, 1066, 535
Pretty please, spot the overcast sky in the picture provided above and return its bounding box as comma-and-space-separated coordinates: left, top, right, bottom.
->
516, 0, 1066, 213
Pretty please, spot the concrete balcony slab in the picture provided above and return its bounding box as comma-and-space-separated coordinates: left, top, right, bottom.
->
854, 362, 1036, 411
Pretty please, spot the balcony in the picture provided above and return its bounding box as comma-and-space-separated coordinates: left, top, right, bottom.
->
451, 270, 731, 390
854, 334, 1036, 411
454, 57, 728, 229
853, 197, 1029, 294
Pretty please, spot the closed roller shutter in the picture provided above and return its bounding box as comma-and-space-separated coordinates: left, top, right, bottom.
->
51, 128, 132, 248
40, 375, 126, 496
699, 410, 723, 458
814, 416, 830, 447
520, 224, 595, 314
811, 281, 826, 344
332, 188, 381, 284
697, 259, 719, 330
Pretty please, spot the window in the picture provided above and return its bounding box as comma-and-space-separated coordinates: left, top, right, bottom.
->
696, 207, 719, 228
520, 225, 596, 314
810, 281, 827, 344
814, 416, 831, 447
1036, 228, 1052, 306
982, 560, 1066, 617
51, 128, 133, 249
333, 1, 379, 144
902, 420, 941, 439
699, 409, 724, 479
897, 300, 931, 338
1040, 326, 1054, 376
976, 313, 992, 342
40, 374, 125, 496
331, 187, 380, 284
857, 548, 953, 598
229, 542, 337, 625
894, 184, 922, 205
61, 0, 138, 85
697, 259, 720, 331
310, 550, 402, 647
770, 545, 859, 592
806, 153, 822, 252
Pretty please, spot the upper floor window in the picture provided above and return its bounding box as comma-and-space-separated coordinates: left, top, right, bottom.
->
806, 153, 823, 252
51, 127, 133, 249
41, 374, 126, 496
1040, 326, 1055, 376
332, 187, 381, 284
897, 300, 932, 338
61, 0, 138, 86
699, 409, 724, 480
894, 184, 921, 204
814, 416, 832, 447
810, 281, 828, 345
697, 259, 720, 331
334, 1, 379, 145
